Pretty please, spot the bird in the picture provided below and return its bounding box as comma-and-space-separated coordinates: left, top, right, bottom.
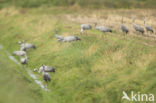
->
121, 17, 129, 34
61, 36, 81, 42
80, 24, 92, 34
94, 22, 112, 33
54, 30, 80, 42
20, 55, 28, 64
144, 18, 154, 34
18, 40, 36, 51
42, 70, 51, 82
132, 17, 144, 34
38, 64, 55, 73
99, 26, 112, 33
13, 50, 26, 57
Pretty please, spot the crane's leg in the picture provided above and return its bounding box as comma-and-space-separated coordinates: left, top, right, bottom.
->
80, 29, 83, 34
45, 82, 48, 88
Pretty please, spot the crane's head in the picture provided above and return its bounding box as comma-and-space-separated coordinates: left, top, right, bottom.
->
144, 17, 146, 24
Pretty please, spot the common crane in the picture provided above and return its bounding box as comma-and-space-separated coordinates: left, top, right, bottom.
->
80, 24, 92, 34
13, 51, 26, 57
94, 22, 112, 33
121, 17, 129, 34
54, 29, 80, 42
38, 65, 55, 73
20, 55, 28, 64
144, 18, 154, 33
18, 40, 36, 51
132, 17, 144, 34
42, 70, 51, 82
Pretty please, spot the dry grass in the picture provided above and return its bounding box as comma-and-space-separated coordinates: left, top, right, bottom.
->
85, 43, 99, 56
65, 9, 156, 37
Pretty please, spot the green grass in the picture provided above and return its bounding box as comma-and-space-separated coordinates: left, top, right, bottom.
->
0, 0, 156, 8
0, 7, 156, 103
0, 47, 42, 103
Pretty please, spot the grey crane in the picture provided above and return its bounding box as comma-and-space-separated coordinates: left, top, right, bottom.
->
121, 17, 129, 34
55, 35, 80, 42
38, 65, 55, 73
94, 22, 112, 34
61, 36, 80, 42
54, 30, 80, 42
13, 50, 26, 57
42, 65, 51, 82
18, 40, 36, 51
132, 17, 144, 34
99, 27, 112, 33
80, 24, 92, 34
42, 70, 51, 82
20, 55, 28, 65
144, 18, 154, 33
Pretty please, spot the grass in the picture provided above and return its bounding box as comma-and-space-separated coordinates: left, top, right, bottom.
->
0, 0, 156, 8
0, 47, 42, 103
0, 7, 156, 103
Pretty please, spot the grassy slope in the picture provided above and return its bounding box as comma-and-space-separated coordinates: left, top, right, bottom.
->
0, 47, 42, 103
0, 7, 156, 103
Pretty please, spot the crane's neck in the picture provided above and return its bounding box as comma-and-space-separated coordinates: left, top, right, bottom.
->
94, 22, 97, 27
121, 17, 123, 24
132, 17, 135, 24
144, 19, 146, 25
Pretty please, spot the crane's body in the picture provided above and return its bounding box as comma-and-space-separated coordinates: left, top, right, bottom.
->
144, 18, 154, 33
121, 17, 129, 34
94, 22, 112, 33
42, 71, 51, 82
39, 65, 55, 73
13, 51, 26, 56
80, 24, 92, 34
132, 17, 144, 34
18, 41, 36, 51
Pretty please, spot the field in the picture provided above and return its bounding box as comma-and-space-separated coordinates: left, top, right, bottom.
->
0, 7, 156, 103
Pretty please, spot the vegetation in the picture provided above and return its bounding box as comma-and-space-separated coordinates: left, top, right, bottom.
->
0, 0, 156, 8
0, 7, 156, 103
0, 45, 42, 103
